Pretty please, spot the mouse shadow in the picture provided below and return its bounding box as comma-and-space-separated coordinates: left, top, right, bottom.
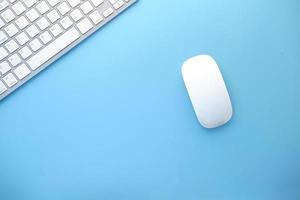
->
200, 113, 236, 135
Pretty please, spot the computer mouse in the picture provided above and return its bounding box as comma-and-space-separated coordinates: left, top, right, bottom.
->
182, 55, 233, 128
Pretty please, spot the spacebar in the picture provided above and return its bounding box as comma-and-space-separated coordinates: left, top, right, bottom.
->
27, 27, 80, 70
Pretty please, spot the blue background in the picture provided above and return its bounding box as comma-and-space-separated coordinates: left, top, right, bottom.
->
1, 0, 300, 199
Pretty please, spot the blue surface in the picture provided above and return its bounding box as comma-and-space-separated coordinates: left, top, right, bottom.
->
1, 0, 300, 199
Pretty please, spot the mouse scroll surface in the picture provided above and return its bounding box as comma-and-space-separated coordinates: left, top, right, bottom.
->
182, 55, 233, 128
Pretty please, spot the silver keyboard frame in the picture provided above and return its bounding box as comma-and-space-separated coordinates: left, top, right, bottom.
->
0, 0, 137, 101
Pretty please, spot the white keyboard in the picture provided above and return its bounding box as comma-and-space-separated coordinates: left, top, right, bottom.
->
0, 0, 136, 101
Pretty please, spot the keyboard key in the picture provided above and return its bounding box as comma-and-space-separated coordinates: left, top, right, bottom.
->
16, 32, 29, 45
12, 1, 26, 15
19, 46, 32, 59
26, 8, 39, 22
1, 9, 16, 23
80, 1, 93, 14
47, 0, 59, 7
91, 0, 103, 7
0, 81, 7, 94
14, 64, 31, 79
26, 24, 39, 37
39, 31, 52, 44
89, 11, 103, 25
3, 73, 18, 87
29, 38, 42, 52
49, 24, 63, 37
15, 16, 29, 29
77, 18, 93, 34
113, 0, 124, 9
36, 1, 50, 14
37, 17, 50, 30
0, 18, 4, 28
23, 0, 37, 8
0, 61, 11, 75
67, 0, 80, 8
60, 16, 72, 29
5, 40, 19, 53
103, 7, 114, 18
0, 31, 8, 45
70, 9, 83, 22
0, 0, 9, 11
57, 2, 71, 15
0, 47, 9, 61
27, 27, 80, 70
4, 23, 19, 37
47, 10, 60, 23
8, 54, 22, 66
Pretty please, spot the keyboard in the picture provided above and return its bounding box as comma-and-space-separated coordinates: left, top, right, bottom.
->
0, 0, 136, 101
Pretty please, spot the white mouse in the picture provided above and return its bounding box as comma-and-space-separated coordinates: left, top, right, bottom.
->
182, 55, 233, 128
